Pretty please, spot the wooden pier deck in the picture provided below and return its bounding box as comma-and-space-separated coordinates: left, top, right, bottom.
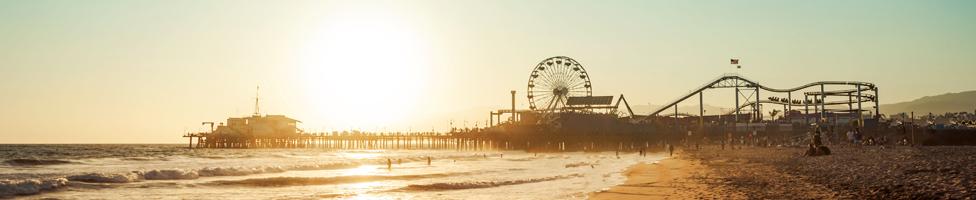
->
181, 130, 665, 152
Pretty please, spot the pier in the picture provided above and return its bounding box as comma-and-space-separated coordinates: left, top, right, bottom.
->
184, 56, 884, 151
182, 128, 666, 152
184, 132, 495, 150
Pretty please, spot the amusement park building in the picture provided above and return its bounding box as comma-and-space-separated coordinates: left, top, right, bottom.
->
212, 115, 301, 138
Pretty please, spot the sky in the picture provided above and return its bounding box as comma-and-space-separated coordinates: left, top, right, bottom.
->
1, 0, 974, 143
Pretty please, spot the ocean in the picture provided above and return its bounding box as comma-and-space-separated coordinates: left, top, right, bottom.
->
0, 144, 662, 199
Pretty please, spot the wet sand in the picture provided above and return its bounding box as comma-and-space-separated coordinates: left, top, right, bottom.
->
589, 153, 743, 199
593, 145, 976, 199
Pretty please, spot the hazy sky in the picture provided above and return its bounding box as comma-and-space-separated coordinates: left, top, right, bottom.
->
2, 0, 974, 143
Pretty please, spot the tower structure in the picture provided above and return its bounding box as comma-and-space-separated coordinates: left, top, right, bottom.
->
253, 86, 261, 116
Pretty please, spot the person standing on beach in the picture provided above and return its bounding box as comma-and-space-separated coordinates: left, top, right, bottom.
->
847, 129, 854, 144
668, 144, 674, 157
812, 129, 823, 147
703, 136, 709, 149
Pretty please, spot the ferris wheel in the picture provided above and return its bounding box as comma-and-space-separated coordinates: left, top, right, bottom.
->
527, 56, 593, 112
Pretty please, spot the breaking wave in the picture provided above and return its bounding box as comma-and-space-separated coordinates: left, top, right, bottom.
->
63, 162, 360, 184
120, 157, 169, 161
0, 161, 362, 197
141, 169, 200, 180
68, 172, 143, 183
400, 173, 584, 191
3, 159, 73, 166
564, 162, 596, 168
505, 157, 538, 162
0, 178, 69, 197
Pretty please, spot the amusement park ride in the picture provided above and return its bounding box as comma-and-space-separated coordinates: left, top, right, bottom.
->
488, 56, 635, 128
491, 56, 881, 131
644, 74, 880, 127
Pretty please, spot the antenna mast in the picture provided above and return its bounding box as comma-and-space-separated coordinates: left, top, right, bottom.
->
254, 86, 260, 116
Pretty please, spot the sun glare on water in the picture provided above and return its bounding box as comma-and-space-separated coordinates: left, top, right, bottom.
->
300, 5, 430, 131
340, 151, 383, 160
342, 165, 380, 176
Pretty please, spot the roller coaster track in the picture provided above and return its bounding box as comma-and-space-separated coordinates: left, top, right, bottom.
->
723, 100, 869, 116
660, 112, 698, 118
648, 73, 878, 117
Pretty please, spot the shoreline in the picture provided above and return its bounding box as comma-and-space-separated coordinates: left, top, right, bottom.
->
589, 152, 742, 199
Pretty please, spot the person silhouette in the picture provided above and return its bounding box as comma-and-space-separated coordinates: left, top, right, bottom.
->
668, 144, 674, 157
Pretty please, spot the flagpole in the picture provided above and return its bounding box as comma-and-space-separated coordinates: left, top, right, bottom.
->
730, 58, 741, 74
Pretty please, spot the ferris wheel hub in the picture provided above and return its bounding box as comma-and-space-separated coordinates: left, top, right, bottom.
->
553, 87, 568, 96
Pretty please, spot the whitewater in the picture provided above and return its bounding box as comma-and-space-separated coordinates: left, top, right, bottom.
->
0, 144, 663, 199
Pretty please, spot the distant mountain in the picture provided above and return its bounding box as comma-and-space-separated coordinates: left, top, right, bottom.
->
882, 91, 976, 115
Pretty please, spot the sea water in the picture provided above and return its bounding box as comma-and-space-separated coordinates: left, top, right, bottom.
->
0, 144, 664, 199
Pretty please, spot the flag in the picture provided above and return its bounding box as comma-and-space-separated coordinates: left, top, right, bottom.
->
730, 58, 739, 65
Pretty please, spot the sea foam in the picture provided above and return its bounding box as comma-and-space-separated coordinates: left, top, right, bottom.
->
68, 172, 142, 183
141, 169, 200, 180
0, 178, 69, 197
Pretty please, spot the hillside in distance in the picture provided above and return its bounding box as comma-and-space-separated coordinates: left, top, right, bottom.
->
882, 91, 976, 115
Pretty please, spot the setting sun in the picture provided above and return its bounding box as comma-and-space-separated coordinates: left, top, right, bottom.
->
299, 4, 430, 131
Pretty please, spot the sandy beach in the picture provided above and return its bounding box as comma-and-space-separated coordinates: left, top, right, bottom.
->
593, 145, 976, 199
589, 152, 744, 199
